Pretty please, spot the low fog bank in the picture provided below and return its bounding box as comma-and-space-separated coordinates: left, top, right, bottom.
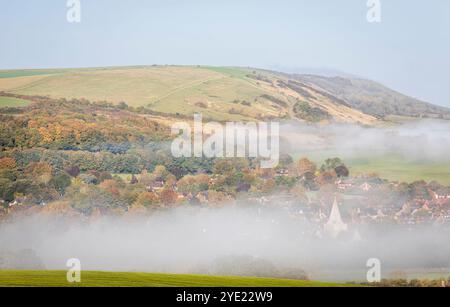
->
281, 120, 450, 162
1, 207, 449, 281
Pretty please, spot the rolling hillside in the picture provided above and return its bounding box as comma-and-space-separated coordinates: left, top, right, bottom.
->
290, 74, 450, 119
0, 66, 447, 124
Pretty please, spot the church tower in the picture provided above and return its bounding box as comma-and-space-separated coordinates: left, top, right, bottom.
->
324, 197, 348, 238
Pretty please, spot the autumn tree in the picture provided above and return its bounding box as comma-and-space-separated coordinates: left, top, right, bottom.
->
213, 159, 235, 176
134, 191, 160, 207
255, 167, 275, 179
177, 174, 209, 195
261, 178, 276, 194
275, 176, 297, 189
213, 158, 248, 176
316, 170, 337, 186
138, 170, 153, 186
160, 188, 178, 205
98, 171, 113, 183
79, 173, 98, 185
290, 184, 308, 202
278, 153, 294, 168
130, 174, 138, 184
65, 165, 80, 177
152, 165, 171, 181
0, 157, 18, 181
0, 178, 14, 202
25, 162, 53, 185
410, 180, 432, 201
320, 157, 344, 172
40, 201, 79, 218
0, 157, 17, 170
99, 179, 121, 197
335, 165, 350, 178
50, 171, 72, 195
241, 169, 257, 185
207, 190, 230, 203
297, 158, 317, 178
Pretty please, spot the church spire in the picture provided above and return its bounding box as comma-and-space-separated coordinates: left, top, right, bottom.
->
324, 197, 348, 238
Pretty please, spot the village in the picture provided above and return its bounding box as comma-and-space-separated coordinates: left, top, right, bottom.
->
1, 154, 449, 236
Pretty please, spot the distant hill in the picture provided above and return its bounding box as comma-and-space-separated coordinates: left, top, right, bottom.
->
0, 66, 448, 124
289, 74, 450, 119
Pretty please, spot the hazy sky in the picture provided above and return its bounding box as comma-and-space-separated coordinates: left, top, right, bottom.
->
1, 0, 449, 107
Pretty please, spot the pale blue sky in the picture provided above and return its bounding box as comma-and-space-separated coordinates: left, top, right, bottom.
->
1, 0, 449, 107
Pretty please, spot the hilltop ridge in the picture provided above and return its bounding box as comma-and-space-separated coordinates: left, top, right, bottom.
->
1, 65, 448, 124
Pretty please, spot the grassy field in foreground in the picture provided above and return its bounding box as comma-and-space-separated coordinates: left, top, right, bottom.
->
0, 271, 352, 287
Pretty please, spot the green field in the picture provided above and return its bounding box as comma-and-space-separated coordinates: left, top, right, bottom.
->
297, 151, 450, 185
347, 156, 450, 185
0, 271, 351, 287
0, 96, 31, 107
0, 66, 285, 121
0, 69, 64, 78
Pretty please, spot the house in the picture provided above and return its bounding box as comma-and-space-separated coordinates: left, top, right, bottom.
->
360, 182, 372, 192
336, 179, 354, 190
209, 176, 218, 186
275, 169, 289, 177
146, 180, 165, 192
435, 187, 450, 200
8, 200, 19, 208
257, 196, 269, 205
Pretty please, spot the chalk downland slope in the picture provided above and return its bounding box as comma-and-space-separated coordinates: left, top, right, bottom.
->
291, 74, 450, 119
0, 66, 448, 124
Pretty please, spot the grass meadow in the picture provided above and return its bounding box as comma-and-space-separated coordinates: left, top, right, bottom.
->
0, 96, 31, 107
0, 271, 351, 287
